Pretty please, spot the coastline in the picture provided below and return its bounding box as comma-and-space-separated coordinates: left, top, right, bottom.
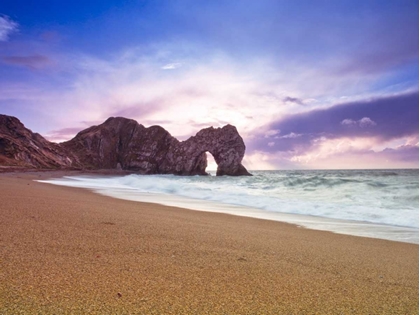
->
0, 171, 418, 314
38, 171, 419, 244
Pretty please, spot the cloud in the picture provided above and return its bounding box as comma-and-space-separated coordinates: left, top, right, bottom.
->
283, 96, 304, 105
340, 118, 357, 126
166, 0, 418, 91
107, 100, 166, 120
264, 129, 280, 138
0, 15, 18, 41
279, 132, 302, 139
161, 62, 182, 70
289, 139, 418, 169
38, 50, 308, 139
44, 127, 84, 143
358, 117, 377, 127
341, 117, 377, 127
246, 137, 419, 170
289, 137, 376, 164
0, 1, 417, 171
247, 92, 419, 168
381, 144, 419, 163
3, 48, 288, 139
1, 29, 416, 145
2, 54, 53, 69
264, 92, 418, 144
242, 150, 280, 170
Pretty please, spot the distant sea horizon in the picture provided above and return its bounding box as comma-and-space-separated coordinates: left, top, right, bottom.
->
39, 168, 419, 244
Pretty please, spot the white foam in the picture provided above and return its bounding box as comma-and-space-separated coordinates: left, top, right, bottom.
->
44, 172, 419, 228
37, 171, 419, 244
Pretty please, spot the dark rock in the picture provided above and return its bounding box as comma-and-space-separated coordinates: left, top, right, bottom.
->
61, 117, 178, 174
0, 115, 252, 176
159, 125, 251, 176
0, 114, 78, 169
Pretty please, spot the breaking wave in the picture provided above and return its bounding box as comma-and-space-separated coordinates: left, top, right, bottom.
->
42, 169, 419, 229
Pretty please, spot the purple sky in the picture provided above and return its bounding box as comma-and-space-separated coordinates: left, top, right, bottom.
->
0, 0, 418, 169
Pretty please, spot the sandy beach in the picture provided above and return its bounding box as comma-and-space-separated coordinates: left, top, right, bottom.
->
0, 171, 418, 314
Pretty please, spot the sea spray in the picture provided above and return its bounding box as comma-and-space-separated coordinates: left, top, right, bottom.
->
38, 169, 419, 243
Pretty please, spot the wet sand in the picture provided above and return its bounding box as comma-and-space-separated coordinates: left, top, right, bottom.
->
0, 171, 418, 314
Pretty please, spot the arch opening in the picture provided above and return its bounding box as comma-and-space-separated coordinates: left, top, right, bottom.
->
205, 151, 218, 175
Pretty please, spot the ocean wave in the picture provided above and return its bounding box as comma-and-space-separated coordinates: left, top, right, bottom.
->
40, 169, 419, 229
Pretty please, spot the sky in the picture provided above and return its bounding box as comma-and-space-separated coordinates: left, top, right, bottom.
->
0, 0, 418, 170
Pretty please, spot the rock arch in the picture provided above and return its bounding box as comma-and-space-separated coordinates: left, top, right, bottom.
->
60, 117, 251, 176
161, 125, 251, 176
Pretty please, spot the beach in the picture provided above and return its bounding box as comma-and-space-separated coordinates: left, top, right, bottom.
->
0, 171, 418, 314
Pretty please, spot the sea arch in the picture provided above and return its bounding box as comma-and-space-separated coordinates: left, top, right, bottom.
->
163, 125, 251, 176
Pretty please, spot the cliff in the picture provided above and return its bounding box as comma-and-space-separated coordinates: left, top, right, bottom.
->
0, 115, 78, 169
0, 115, 251, 176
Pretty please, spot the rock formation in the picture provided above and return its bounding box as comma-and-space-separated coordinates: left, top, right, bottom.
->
0, 114, 251, 176
0, 115, 77, 169
61, 117, 178, 174
62, 117, 251, 176
159, 124, 251, 176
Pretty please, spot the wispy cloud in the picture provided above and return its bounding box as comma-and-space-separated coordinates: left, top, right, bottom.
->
2, 54, 53, 69
161, 62, 182, 70
2, 45, 417, 168
0, 1, 417, 170
264, 129, 280, 138
279, 132, 302, 139
39, 50, 303, 138
283, 96, 304, 106
0, 15, 18, 41
248, 92, 419, 168
341, 117, 377, 127
288, 138, 419, 169
245, 138, 418, 170
44, 127, 84, 143
260, 92, 418, 144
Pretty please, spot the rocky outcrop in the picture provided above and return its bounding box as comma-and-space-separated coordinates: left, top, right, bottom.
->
0, 114, 251, 176
61, 117, 179, 174
62, 117, 251, 176
159, 125, 251, 176
0, 114, 77, 169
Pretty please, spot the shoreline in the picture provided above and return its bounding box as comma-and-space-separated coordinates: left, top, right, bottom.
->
39, 171, 419, 244
0, 171, 418, 313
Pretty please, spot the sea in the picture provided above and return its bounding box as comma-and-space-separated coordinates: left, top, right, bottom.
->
38, 169, 419, 244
